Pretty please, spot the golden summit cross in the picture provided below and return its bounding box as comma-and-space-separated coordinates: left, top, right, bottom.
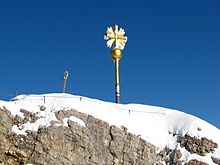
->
104, 24, 128, 104
104, 25, 127, 50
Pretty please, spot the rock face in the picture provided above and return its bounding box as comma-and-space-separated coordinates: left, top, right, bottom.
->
178, 134, 218, 156
1, 106, 220, 165
0, 108, 161, 165
185, 159, 211, 165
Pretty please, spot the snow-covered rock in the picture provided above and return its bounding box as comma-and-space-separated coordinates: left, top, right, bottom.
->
0, 93, 219, 164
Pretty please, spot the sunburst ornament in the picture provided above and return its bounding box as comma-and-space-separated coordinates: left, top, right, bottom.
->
104, 25, 128, 50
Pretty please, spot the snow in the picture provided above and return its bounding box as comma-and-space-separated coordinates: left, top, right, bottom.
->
63, 116, 85, 127
0, 93, 220, 164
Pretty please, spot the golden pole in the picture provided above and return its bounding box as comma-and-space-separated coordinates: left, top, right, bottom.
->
112, 48, 122, 103
114, 59, 120, 103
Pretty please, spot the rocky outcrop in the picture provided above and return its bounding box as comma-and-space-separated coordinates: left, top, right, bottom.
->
159, 148, 182, 165
0, 108, 161, 165
178, 134, 218, 156
158, 134, 219, 165
0, 106, 219, 165
211, 156, 220, 165
185, 159, 209, 165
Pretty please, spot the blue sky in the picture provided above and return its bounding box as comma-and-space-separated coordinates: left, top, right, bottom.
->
0, 0, 219, 128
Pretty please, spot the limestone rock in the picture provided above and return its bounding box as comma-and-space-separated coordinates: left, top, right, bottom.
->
1, 106, 219, 165
211, 156, 220, 165
178, 134, 218, 156
185, 159, 209, 165
0, 108, 161, 165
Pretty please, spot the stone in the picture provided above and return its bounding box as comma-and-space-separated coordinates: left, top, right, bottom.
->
178, 134, 218, 156
1, 106, 219, 165
185, 159, 209, 165
0, 108, 161, 164
212, 156, 220, 165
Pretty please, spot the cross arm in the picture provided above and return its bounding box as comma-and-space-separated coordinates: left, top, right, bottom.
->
104, 34, 127, 41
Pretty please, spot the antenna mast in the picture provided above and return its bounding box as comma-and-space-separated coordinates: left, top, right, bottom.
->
62, 71, 69, 93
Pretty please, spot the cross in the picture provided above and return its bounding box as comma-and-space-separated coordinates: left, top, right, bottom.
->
104, 24, 128, 104
104, 25, 128, 50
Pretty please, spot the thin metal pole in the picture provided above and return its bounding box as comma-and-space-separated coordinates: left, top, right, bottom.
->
114, 59, 120, 103
62, 79, 67, 93
15, 88, 18, 97
62, 71, 69, 93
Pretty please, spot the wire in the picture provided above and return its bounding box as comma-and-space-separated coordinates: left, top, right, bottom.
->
2, 94, 165, 116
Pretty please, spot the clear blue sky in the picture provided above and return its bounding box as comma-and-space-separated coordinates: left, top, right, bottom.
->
0, 0, 219, 128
